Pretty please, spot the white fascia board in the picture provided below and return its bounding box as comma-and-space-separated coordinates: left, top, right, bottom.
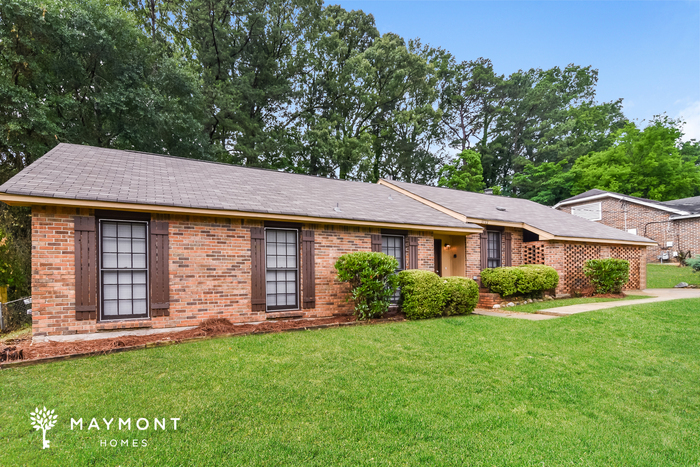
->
670, 213, 700, 220
554, 193, 689, 215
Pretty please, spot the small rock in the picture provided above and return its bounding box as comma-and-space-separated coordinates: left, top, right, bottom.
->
535, 299, 543, 303
493, 304, 501, 309
527, 299, 533, 303
556, 294, 571, 299
674, 282, 689, 288
544, 295, 553, 301
507, 302, 515, 307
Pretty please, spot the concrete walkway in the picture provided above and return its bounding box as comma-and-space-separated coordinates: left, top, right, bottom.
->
472, 309, 558, 320
536, 288, 700, 316
473, 288, 700, 320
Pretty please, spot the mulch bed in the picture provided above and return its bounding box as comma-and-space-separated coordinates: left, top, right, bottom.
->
573, 286, 627, 299
0, 312, 405, 368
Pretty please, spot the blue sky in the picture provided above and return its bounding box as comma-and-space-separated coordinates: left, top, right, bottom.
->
334, 0, 700, 140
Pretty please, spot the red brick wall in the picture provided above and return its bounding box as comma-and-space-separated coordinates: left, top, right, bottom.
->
31, 207, 434, 337
557, 197, 688, 263
32, 207, 81, 337
464, 227, 524, 282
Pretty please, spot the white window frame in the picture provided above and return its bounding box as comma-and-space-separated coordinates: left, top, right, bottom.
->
98, 219, 150, 322
571, 202, 602, 221
264, 228, 300, 312
627, 228, 638, 235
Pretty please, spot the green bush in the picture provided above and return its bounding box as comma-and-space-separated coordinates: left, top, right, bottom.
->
583, 258, 629, 294
398, 271, 479, 319
480, 267, 521, 297
334, 252, 399, 320
517, 265, 560, 295
397, 270, 445, 320
443, 277, 479, 316
481, 265, 559, 297
687, 255, 700, 273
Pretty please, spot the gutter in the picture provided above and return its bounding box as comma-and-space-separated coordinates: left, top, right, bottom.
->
669, 213, 700, 220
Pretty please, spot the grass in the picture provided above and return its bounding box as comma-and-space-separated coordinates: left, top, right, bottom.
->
3, 300, 700, 466
647, 263, 700, 288
506, 294, 652, 313
0, 324, 31, 344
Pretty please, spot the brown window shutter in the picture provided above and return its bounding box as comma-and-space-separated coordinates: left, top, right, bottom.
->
408, 236, 419, 269
371, 234, 383, 252
503, 232, 512, 267
301, 230, 316, 309
74, 216, 97, 320
479, 231, 488, 271
250, 227, 266, 311
150, 221, 170, 317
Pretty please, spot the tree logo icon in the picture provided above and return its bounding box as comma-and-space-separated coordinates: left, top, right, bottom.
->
30, 407, 57, 449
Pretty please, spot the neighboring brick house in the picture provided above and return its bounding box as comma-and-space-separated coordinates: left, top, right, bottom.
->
554, 189, 700, 263
0, 144, 654, 340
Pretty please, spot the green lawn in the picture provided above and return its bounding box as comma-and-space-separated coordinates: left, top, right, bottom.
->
3, 300, 700, 466
647, 263, 700, 288
506, 294, 652, 313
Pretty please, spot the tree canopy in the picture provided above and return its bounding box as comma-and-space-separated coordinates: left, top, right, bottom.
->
569, 117, 700, 201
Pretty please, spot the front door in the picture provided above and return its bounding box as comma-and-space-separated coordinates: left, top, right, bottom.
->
434, 239, 442, 277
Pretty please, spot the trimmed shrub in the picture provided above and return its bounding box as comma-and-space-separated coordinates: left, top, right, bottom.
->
583, 258, 629, 294
480, 267, 521, 297
397, 270, 445, 320
517, 265, 560, 295
443, 276, 479, 316
334, 252, 399, 320
481, 265, 559, 297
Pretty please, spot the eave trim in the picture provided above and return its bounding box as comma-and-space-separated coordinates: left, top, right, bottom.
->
0, 193, 482, 234
554, 193, 689, 215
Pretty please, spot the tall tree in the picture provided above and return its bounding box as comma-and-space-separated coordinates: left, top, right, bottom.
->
437, 149, 485, 192
0, 0, 210, 296
437, 56, 503, 152
479, 65, 604, 188
0, 0, 210, 185
569, 116, 700, 201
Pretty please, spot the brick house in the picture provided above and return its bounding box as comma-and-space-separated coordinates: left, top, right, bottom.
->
554, 189, 700, 263
0, 144, 654, 339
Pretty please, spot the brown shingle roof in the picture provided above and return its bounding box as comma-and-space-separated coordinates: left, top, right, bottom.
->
0, 144, 478, 230
382, 180, 656, 244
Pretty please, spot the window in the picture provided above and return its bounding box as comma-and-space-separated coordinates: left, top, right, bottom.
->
100, 220, 149, 320
265, 229, 298, 311
382, 235, 404, 303
571, 202, 602, 221
487, 231, 501, 268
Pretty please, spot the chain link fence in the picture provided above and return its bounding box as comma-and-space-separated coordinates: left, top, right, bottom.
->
1, 297, 32, 333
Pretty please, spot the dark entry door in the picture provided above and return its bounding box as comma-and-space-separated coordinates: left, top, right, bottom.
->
434, 239, 442, 277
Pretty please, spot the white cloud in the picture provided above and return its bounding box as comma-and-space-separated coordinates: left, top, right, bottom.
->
677, 100, 700, 142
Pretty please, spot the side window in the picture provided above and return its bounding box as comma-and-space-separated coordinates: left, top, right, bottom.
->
382, 235, 404, 304
265, 228, 299, 311
100, 220, 149, 320
487, 231, 501, 268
